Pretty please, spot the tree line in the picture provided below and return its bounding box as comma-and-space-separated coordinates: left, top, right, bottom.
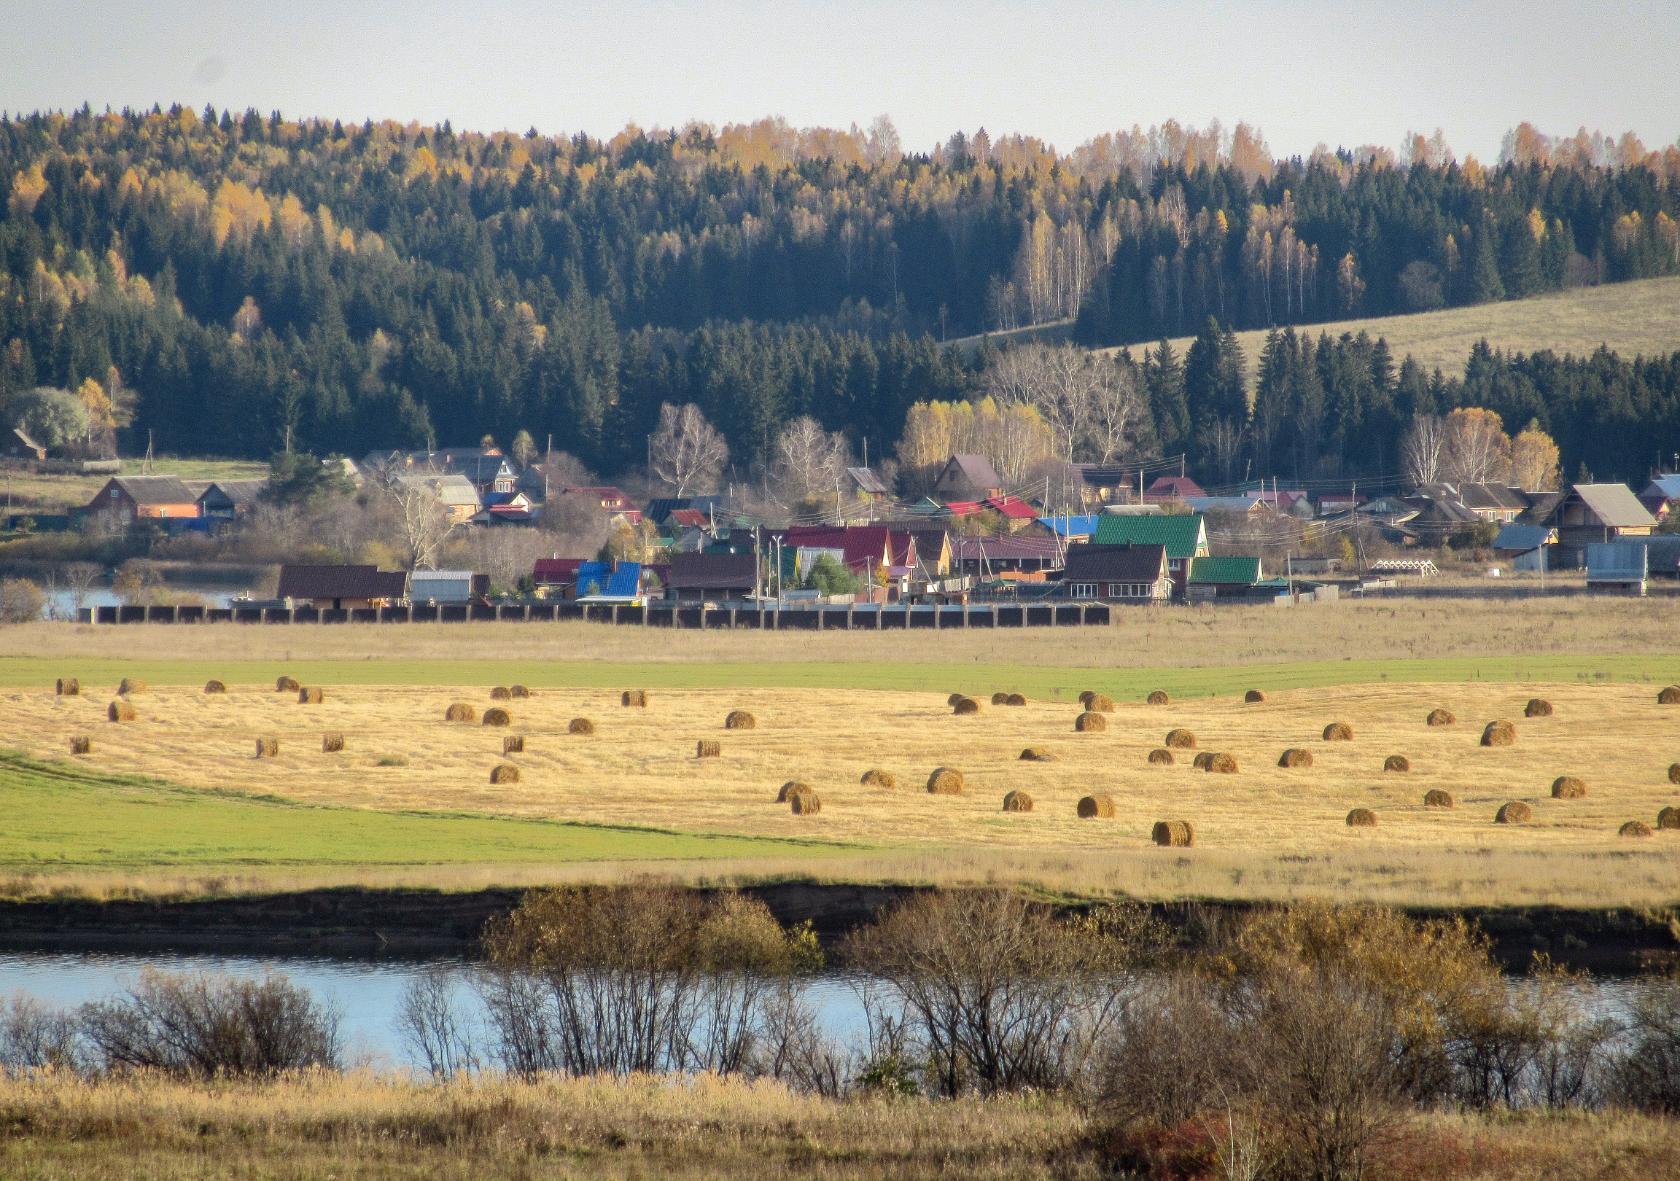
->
1, 104, 1677, 483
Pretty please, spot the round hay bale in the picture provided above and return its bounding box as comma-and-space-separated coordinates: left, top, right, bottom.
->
490, 686, 512, 700
1203, 752, 1238, 774
1426, 708, 1456, 727
1424, 789, 1455, 809
55, 677, 80, 697
1278, 748, 1313, 769
1086, 693, 1116, 713
298, 686, 323, 705
948, 692, 968, 707
489, 763, 521, 785
1076, 794, 1116, 819
1346, 808, 1378, 828
1669, 763, 1680, 785
1147, 748, 1175, 766
1244, 689, 1266, 703
1192, 751, 1215, 769
69, 736, 91, 755
1018, 748, 1057, 763
117, 677, 147, 695
725, 710, 756, 730
1074, 710, 1107, 733
1383, 754, 1411, 773
1481, 721, 1517, 747
1660, 686, 1680, 705
482, 707, 512, 728
254, 736, 279, 758
503, 735, 525, 755
776, 780, 812, 803
1524, 698, 1554, 718
789, 789, 822, 815
445, 702, 477, 723
107, 700, 135, 723
322, 733, 345, 753
1146, 690, 1170, 706
952, 696, 982, 716
1656, 806, 1680, 830
860, 769, 898, 788
990, 692, 1010, 705
1005, 693, 1028, 707
1620, 820, 1654, 838
1077, 690, 1096, 707
1495, 801, 1532, 825
696, 739, 721, 759
1001, 790, 1034, 813
203, 680, 226, 694
509, 685, 531, 699
1551, 776, 1587, 800
1165, 728, 1197, 750
1152, 820, 1194, 847
275, 676, 300, 693
926, 767, 965, 795
1322, 722, 1353, 742
567, 717, 595, 735
621, 690, 649, 708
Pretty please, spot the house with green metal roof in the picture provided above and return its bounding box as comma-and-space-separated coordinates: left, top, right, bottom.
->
1187, 555, 1264, 601
1093, 512, 1209, 593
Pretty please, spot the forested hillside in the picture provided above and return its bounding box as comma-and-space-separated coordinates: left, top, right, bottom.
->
0, 105, 1677, 475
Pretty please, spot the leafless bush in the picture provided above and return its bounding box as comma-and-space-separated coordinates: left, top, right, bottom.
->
843, 890, 1163, 1097
78, 969, 340, 1078
0, 995, 83, 1073
479, 885, 820, 1079
1610, 972, 1680, 1113
397, 967, 480, 1080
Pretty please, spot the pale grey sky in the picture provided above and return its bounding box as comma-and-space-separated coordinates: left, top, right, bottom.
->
2, 1, 1676, 161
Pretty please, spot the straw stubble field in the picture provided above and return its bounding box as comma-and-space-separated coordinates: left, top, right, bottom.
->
11, 675, 1680, 904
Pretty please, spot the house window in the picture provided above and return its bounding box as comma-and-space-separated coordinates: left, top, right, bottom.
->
1070, 582, 1096, 598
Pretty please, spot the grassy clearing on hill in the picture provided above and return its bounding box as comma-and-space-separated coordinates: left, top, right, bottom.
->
949, 277, 1680, 379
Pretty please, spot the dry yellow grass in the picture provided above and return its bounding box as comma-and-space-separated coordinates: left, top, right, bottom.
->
10, 597, 1680, 676
9, 677, 1680, 906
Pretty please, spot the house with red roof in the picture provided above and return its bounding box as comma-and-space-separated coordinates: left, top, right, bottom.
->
1144, 475, 1206, 502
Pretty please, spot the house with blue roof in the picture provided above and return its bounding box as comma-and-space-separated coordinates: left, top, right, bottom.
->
573, 560, 644, 603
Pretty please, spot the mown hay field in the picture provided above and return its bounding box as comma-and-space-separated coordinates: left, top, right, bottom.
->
8, 678, 1680, 905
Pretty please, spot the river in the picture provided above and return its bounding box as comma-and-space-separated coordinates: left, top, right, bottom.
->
0, 952, 873, 1072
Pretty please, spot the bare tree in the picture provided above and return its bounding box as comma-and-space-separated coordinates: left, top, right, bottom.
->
1087, 361, 1146, 464
985, 343, 1142, 467
61, 562, 100, 616
385, 478, 462, 570
469, 528, 549, 593
649, 403, 729, 496
772, 416, 848, 507
1401, 414, 1447, 488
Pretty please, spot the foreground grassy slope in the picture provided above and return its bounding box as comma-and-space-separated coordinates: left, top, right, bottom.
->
0, 751, 839, 876
1, 1072, 1674, 1181
0, 457, 268, 512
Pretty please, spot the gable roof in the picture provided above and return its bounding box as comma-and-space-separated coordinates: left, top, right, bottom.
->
949, 535, 1065, 564
393, 472, 481, 508
937, 453, 1003, 491
198, 479, 266, 507
574, 560, 642, 598
1641, 475, 1680, 502
1570, 483, 1657, 528
110, 475, 206, 505
532, 557, 586, 584
1188, 555, 1263, 585
983, 495, 1040, 521
1062, 543, 1169, 583
668, 551, 758, 590
1039, 514, 1100, 538
1457, 483, 1530, 512
846, 466, 889, 495
1092, 512, 1207, 558
780, 525, 913, 572
1144, 475, 1205, 499
1493, 523, 1554, 552
276, 564, 407, 601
